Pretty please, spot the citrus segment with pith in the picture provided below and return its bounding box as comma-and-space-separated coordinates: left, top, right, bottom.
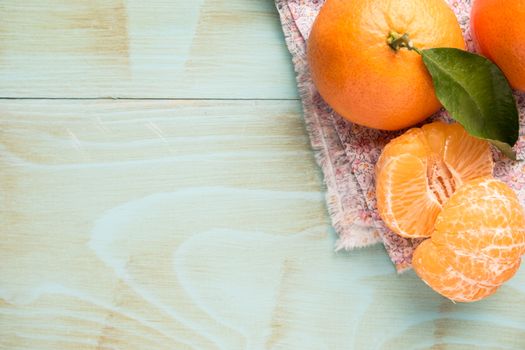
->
376, 122, 493, 238
413, 178, 525, 302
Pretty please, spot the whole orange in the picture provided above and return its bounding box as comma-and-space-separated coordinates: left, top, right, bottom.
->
471, 0, 525, 91
307, 0, 465, 130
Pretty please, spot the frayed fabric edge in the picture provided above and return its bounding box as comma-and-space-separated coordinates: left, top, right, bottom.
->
275, 0, 382, 250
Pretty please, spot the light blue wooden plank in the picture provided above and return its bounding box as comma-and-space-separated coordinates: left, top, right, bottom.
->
0, 0, 298, 99
1, 100, 524, 349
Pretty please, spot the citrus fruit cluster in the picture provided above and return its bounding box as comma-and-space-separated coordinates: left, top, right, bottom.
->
307, 0, 525, 302
376, 122, 525, 302
308, 0, 525, 132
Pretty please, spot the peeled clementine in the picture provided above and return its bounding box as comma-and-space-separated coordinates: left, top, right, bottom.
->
375, 122, 493, 238
471, 0, 525, 91
413, 178, 525, 302
307, 0, 465, 130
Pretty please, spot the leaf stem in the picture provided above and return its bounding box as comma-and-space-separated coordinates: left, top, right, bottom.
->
387, 31, 422, 55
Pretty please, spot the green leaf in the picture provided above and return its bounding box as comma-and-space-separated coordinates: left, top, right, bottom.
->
421, 48, 519, 160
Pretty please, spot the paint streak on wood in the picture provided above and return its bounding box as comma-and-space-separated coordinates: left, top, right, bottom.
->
1, 0, 129, 55
0, 0, 130, 83
266, 259, 296, 349
0, 0, 297, 98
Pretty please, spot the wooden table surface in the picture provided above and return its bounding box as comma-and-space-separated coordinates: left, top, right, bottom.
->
1, 1, 524, 349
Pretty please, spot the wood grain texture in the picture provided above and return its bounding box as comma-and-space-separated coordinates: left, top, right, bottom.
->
1, 100, 525, 349
0, 0, 297, 99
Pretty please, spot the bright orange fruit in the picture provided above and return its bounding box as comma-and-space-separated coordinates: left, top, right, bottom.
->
307, 0, 465, 130
413, 178, 525, 302
375, 122, 493, 238
471, 0, 525, 91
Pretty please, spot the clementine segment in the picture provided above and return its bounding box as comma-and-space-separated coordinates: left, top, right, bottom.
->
413, 239, 499, 302
413, 178, 525, 302
307, 0, 465, 130
433, 179, 525, 264
375, 122, 493, 238
471, 0, 525, 91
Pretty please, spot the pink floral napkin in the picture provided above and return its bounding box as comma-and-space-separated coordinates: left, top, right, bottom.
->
275, 0, 525, 271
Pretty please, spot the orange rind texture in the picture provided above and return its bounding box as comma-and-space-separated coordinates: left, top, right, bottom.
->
307, 0, 465, 130
471, 0, 525, 91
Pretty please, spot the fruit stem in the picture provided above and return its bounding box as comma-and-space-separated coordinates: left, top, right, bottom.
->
387, 31, 422, 55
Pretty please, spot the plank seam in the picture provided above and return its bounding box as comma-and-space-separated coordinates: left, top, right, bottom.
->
0, 97, 301, 101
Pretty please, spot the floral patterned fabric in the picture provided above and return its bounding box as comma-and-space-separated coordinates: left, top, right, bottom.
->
275, 0, 525, 271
